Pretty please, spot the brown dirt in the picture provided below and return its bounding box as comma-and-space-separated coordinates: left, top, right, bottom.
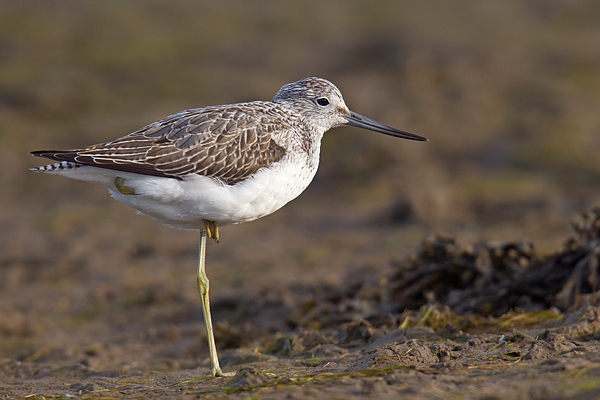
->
4, 211, 600, 398
3, 1, 600, 398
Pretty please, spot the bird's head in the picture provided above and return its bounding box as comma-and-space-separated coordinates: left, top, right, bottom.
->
273, 77, 427, 141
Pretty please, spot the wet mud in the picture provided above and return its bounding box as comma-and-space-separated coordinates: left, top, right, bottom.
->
4, 210, 600, 398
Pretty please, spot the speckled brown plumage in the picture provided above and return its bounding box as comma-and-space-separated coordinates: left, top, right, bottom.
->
32, 104, 288, 185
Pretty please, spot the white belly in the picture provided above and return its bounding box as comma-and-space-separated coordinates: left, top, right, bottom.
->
47, 158, 318, 230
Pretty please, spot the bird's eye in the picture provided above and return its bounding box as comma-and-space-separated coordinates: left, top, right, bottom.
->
316, 97, 330, 106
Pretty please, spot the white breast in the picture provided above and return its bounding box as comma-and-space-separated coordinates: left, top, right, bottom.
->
102, 155, 318, 229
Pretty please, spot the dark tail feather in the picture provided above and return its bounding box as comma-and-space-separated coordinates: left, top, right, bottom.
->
30, 150, 79, 163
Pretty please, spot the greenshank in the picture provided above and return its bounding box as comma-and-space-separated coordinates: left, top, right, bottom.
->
31, 77, 427, 377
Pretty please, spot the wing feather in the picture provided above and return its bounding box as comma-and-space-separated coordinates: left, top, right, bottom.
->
31, 103, 288, 184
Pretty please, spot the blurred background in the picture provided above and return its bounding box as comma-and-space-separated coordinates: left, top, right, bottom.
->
2, 0, 600, 364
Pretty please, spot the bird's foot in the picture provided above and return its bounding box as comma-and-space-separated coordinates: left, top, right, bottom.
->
213, 368, 236, 378
203, 220, 220, 243
114, 177, 136, 195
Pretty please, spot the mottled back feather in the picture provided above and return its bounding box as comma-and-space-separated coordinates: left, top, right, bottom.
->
32, 103, 288, 185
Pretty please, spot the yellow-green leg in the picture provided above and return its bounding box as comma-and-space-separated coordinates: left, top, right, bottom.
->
197, 228, 234, 377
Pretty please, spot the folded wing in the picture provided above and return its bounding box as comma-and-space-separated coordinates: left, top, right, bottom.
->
31, 105, 287, 185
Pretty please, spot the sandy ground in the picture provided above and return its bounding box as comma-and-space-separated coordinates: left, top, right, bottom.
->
4, 215, 600, 399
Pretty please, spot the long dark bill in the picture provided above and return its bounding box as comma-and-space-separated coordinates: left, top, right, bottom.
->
345, 111, 427, 141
